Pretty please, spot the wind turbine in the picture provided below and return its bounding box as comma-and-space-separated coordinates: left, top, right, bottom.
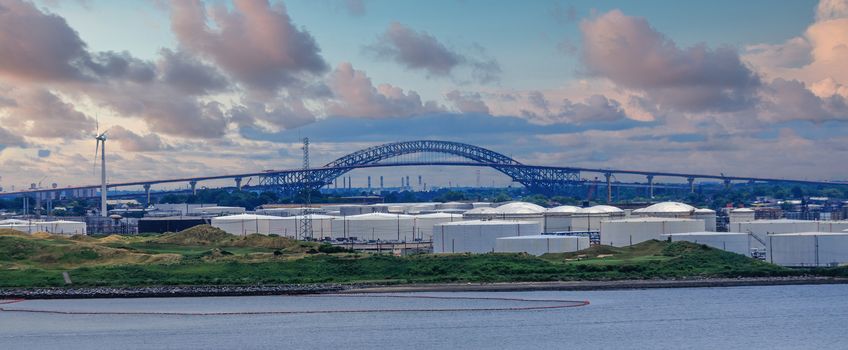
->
93, 119, 109, 217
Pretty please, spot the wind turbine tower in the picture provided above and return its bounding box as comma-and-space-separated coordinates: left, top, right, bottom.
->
94, 129, 108, 217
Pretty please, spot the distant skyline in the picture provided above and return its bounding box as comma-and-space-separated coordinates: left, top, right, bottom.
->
1, 0, 847, 190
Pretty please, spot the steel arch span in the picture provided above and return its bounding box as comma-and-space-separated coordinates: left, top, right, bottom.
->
258, 140, 582, 194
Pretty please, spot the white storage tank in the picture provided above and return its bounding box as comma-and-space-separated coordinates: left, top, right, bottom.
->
692, 208, 717, 231
330, 213, 415, 242
275, 214, 336, 239
767, 232, 848, 267
634, 202, 696, 218
433, 220, 542, 253
817, 221, 848, 233
462, 207, 501, 220
729, 208, 755, 224
663, 232, 752, 256
211, 214, 282, 236
472, 202, 492, 208
571, 205, 625, 231
413, 213, 463, 241
495, 235, 590, 256
729, 219, 821, 247
600, 217, 705, 247
494, 202, 546, 227
543, 205, 581, 232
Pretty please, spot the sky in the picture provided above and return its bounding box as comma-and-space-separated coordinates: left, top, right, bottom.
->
1, 0, 847, 191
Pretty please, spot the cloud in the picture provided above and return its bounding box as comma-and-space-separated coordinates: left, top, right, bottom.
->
556, 95, 628, 123
326, 62, 443, 118
0, 126, 27, 152
0, 0, 91, 82
108, 125, 172, 152
158, 48, 229, 95
241, 112, 649, 145
817, 0, 848, 20
580, 10, 761, 113
487, 90, 632, 125
446, 90, 490, 114
228, 99, 316, 131
343, 0, 365, 16
759, 78, 848, 123
365, 22, 500, 83
169, 0, 328, 94
0, 87, 95, 139
744, 0, 848, 84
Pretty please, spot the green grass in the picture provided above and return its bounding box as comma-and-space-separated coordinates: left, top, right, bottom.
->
2, 226, 842, 288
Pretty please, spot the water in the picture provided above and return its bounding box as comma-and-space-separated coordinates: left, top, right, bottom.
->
1, 284, 847, 349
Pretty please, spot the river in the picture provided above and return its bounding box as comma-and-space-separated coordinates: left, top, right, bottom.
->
1, 284, 846, 349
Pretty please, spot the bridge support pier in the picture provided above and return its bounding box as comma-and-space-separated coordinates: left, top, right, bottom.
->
647, 175, 654, 199
687, 177, 695, 193
604, 172, 612, 203
723, 179, 732, 189
189, 180, 197, 195
235, 177, 242, 191
143, 184, 151, 207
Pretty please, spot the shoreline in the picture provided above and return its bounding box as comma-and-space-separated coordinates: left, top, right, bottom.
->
2, 276, 847, 299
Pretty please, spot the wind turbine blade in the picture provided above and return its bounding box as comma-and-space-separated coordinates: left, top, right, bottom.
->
93, 140, 100, 175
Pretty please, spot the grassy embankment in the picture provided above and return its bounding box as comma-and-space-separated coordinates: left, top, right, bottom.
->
1, 226, 846, 288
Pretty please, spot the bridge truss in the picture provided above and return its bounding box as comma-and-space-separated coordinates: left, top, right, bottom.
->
258, 140, 583, 195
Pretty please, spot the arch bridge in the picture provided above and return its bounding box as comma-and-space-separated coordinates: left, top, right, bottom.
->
4, 140, 846, 205
258, 140, 581, 194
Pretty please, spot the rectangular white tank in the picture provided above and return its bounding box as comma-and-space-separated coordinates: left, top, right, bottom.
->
599, 218, 705, 247
495, 235, 589, 256
767, 232, 848, 267
543, 216, 574, 232
330, 213, 415, 242
35, 220, 87, 235
413, 213, 463, 241
817, 221, 848, 233
663, 232, 752, 256
728, 220, 820, 247
211, 214, 281, 236
433, 220, 542, 253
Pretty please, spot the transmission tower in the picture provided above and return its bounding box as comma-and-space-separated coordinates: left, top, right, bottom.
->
300, 137, 312, 240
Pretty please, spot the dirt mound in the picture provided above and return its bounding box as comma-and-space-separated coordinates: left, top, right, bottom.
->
31, 231, 61, 239
154, 225, 232, 245
99, 234, 130, 243
0, 228, 28, 237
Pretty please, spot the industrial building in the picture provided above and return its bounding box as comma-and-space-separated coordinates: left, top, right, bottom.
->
599, 217, 705, 247
433, 220, 542, 253
663, 232, 754, 256
767, 232, 848, 267
138, 217, 207, 233
196, 206, 246, 217
495, 235, 590, 256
